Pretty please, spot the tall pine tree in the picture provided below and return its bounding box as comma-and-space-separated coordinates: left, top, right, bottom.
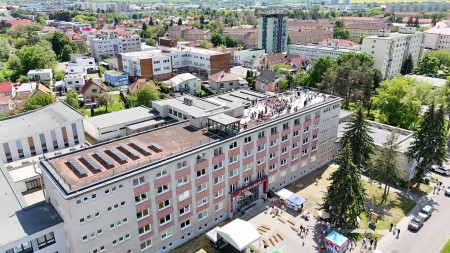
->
340, 106, 375, 171
322, 144, 366, 229
400, 54, 414, 75
406, 103, 448, 179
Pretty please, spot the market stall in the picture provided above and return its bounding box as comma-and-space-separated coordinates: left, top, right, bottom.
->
324, 230, 349, 253
286, 194, 306, 211
275, 188, 294, 200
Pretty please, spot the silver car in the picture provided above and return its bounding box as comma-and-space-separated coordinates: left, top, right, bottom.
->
429, 165, 450, 176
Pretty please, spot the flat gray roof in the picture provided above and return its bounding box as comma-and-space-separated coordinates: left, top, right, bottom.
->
84, 106, 157, 129
0, 102, 85, 143
406, 75, 447, 89
126, 118, 168, 131
208, 113, 240, 125
0, 163, 63, 246
339, 109, 353, 120
338, 120, 414, 152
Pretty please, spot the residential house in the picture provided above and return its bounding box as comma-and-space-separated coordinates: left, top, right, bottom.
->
208, 71, 242, 93
167, 25, 189, 40
288, 56, 311, 72
0, 82, 15, 97
27, 69, 53, 83
16, 82, 37, 97
182, 28, 211, 41
64, 74, 85, 92
261, 53, 299, 70
255, 70, 280, 92
166, 73, 201, 94
80, 78, 109, 103
31, 84, 55, 97
0, 96, 12, 114
128, 78, 160, 93
231, 48, 265, 65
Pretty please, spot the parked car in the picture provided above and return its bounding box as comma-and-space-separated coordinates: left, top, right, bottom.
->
445, 186, 450, 196
418, 205, 434, 220
408, 215, 425, 231
429, 165, 450, 176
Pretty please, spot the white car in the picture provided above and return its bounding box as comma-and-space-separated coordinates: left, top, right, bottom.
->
429, 165, 450, 176
445, 186, 450, 196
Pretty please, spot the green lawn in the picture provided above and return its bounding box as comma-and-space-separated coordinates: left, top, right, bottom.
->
360, 181, 416, 230
441, 239, 450, 253
79, 94, 124, 117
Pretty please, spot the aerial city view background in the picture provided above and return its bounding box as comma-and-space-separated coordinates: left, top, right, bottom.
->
0, 0, 450, 253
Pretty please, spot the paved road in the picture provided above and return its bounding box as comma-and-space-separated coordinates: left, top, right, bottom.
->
377, 173, 450, 253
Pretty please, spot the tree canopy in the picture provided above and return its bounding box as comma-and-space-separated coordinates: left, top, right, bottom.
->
322, 144, 366, 229
128, 85, 161, 108
339, 106, 375, 171
371, 76, 437, 129
415, 54, 439, 76
406, 103, 448, 179
64, 89, 79, 109
306, 56, 336, 87
24, 93, 56, 112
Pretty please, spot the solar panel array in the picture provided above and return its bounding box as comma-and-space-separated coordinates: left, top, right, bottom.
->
130, 140, 152, 155
94, 151, 115, 167
68, 158, 87, 176
149, 142, 163, 153
106, 147, 129, 163
119, 143, 140, 159
80, 153, 101, 172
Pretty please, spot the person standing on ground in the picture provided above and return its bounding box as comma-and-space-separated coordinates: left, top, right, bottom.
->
390, 223, 393, 231
393, 225, 397, 235
397, 228, 400, 239
374, 237, 378, 249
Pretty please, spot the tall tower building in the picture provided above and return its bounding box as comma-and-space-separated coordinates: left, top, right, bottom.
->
258, 14, 288, 54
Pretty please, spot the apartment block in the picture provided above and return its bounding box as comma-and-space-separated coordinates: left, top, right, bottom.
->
89, 30, 142, 61
288, 44, 360, 61
223, 28, 258, 49
424, 20, 450, 50
40, 89, 340, 253
158, 45, 231, 76
289, 30, 333, 45
361, 27, 424, 79
344, 23, 387, 42
27, 69, 53, 82
117, 50, 173, 81
258, 14, 288, 54
0, 162, 69, 253
0, 102, 85, 163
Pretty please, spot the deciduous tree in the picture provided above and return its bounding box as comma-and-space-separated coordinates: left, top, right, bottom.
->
306, 56, 336, 87
64, 89, 79, 109
24, 93, 55, 111
415, 54, 439, 76
369, 130, 404, 204
128, 85, 160, 108
96, 92, 114, 112
400, 54, 414, 75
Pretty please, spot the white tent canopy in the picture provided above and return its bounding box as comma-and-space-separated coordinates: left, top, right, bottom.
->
206, 219, 261, 251
275, 188, 294, 200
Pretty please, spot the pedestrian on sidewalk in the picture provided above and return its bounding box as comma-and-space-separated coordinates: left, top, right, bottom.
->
393, 225, 397, 235
433, 186, 436, 194
369, 239, 374, 250
390, 223, 393, 231
397, 228, 400, 239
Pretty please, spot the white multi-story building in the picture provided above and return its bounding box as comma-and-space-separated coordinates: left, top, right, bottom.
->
118, 50, 173, 80
27, 69, 53, 82
157, 45, 231, 76
231, 48, 265, 65
0, 102, 85, 163
39, 88, 341, 253
64, 74, 85, 92
0, 162, 69, 253
288, 44, 360, 61
424, 20, 450, 50
70, 55, 97, 69
89, 31, 142, 61
362, 27, 424, 79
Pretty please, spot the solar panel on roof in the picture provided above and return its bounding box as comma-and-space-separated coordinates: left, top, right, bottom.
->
94, 151, 115, 167
106, 147, 129, 162
80, 153, 102, 172
130, 140, 152, 155
68, 158, 87, 176
118, 143, 140, 159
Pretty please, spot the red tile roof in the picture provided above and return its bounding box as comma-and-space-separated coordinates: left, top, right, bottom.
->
0, 82, 13, 93
264, 53, 299, 65
6, 19, 32, 27
80, 78, 108, 94
289, 56, 311, 69
319, 38, 357, 48
209, 71, 239, 83
344, 23, 387, 30
401, 17, 433, 24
